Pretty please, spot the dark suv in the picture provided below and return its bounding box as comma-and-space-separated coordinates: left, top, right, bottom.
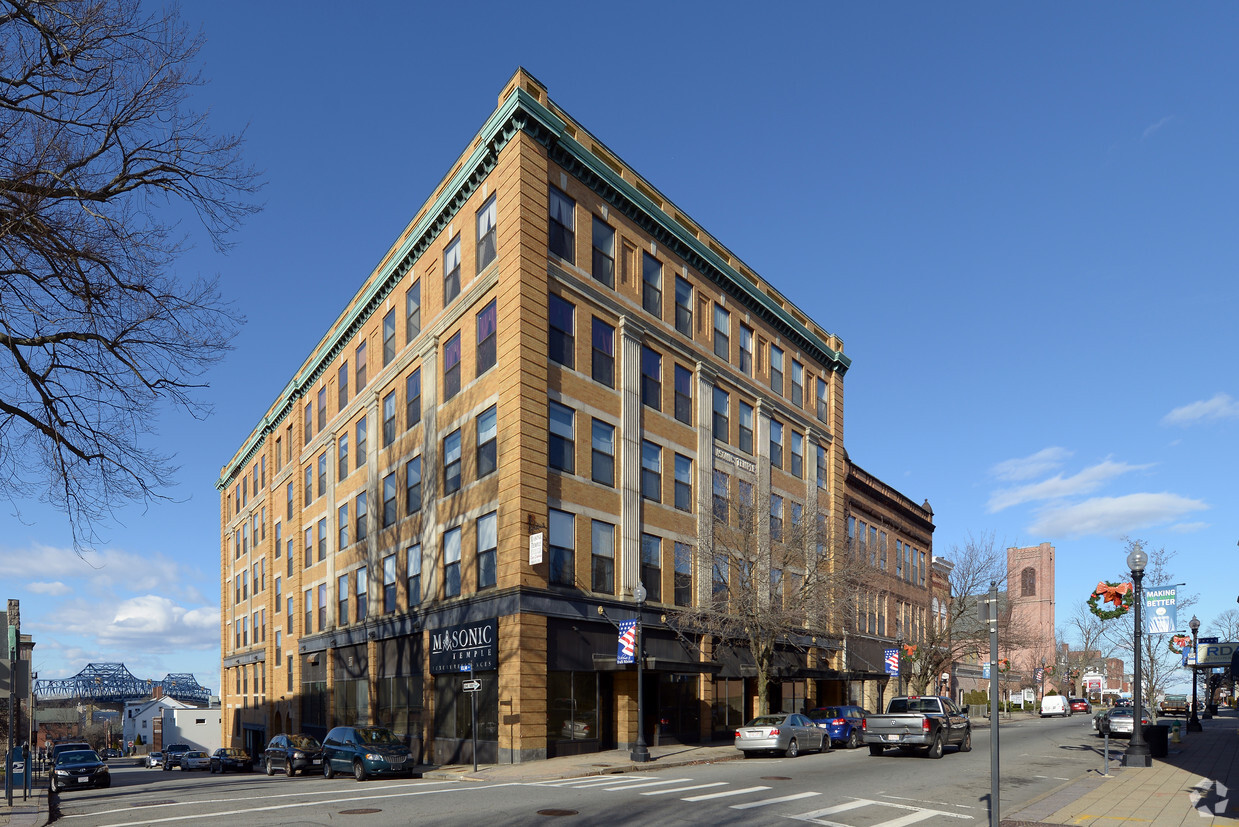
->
263, 733, 323, 777
162, 743, 192, 771
322, 726, 414, 781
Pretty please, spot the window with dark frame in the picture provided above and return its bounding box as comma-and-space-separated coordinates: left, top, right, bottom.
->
548, 187, 574, 262
444, 331, 462, 400
591, 419, 614, 486
770, 420, 784, 470
303, 402, 311, 446
444, 527, 462, 597
674, 542, 693, 607
382, 391, 396, 447
548, 401, 574, 473
790, 431, 804, 478
674, 453, 692, 512
642, 252, 662, 318
712, 387, 729, 443
303, 465, 311, 507
549, 508, 574, 587
317, 517, 326, 561
355, 491, 367, 542
640, 534, 661, 602
641, 440, 661, 502
356, 415, 367, 470
477, 511, 497, 590
443, 429, 462, 494
382, 472, 396, 528
739, 326, 754, 375
405, 456, 422, 514
714, 304, 730, 361
444, 235, 462, 305
356, 341, 367, 391
383, 309, 396, 367
317, 388, 326, 434
713, 470, 729, 522
338, 433, 349, 479
592, 217, 614, 288
674, 276, 692, 337
477, 405, 497, 478
476, 299, 497, 374
406, 544, 422, 606
791, 361, 804, 408
336, 502, 349, 549
406, 368, 421, 429
383, 554, 397, 613
548, 294, 574, 368
770, 344, 784, 396
476, 195, 497, 273
337, 574, 349, 628
739, 401, 754, 454
406, 280, 421, 343
356, 567, 368, 621
641, 346, 661, 410
674, 364, 692, 424
591, 519, 614, 594
591, 317, 614, 387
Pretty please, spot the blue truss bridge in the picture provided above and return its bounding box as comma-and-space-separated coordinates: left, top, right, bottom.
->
33, 662, 210, 704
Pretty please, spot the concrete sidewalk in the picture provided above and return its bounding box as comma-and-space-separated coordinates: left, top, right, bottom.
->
1005, 709, 1239, 827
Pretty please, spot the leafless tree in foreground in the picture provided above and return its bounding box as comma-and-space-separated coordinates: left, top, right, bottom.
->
0, 0, 260, 547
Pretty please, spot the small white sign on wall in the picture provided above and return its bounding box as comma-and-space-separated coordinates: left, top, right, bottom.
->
529, 532, 544, 565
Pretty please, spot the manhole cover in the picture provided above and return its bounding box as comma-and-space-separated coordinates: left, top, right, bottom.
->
339, 809, 382, 815
537, 809, 579, 817
136, 800, 178, 807
761, 776, 792, 781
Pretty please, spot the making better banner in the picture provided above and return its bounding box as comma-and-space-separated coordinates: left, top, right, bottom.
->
1143, 585, 1178, 635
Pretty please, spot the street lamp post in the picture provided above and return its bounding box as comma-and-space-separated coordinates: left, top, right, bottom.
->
1188, 615, 1202, 732
1124, 545, 1152, 767
896, 635, 904, 696
630, 583, 650, 763
1040, 657, 1046, 706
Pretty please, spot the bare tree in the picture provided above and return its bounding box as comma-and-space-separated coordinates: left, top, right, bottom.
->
667, 487, 865, 715
1059, 603, 1114, 692
1208, 608, 1239, 642
0, 0, 260, 547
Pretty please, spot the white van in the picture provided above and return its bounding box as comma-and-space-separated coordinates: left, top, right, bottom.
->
1040, 695, 1071, 717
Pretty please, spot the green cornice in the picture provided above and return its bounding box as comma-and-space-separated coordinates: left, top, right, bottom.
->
219, 83, 848, 488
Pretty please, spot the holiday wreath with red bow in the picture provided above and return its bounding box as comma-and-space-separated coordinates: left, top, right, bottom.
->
1088, 580, 1134, 620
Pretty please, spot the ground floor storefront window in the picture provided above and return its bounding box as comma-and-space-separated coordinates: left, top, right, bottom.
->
712, 677, 745, 738
548, 671, 599, 755
432, 671, 497, 764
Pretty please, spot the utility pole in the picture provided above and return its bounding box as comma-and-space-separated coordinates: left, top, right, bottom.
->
982, 582, 1001, 827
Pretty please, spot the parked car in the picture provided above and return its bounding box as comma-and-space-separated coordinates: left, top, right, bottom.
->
734, 713, 827, 758
1069, 698, 1092, 714
863, 696, 972, 758
145, 752, 164, 769
101, 748, 122, 760
263, 733, 324, 777
1040, 695, 1072, 718
180, 750, 211, 771
1097, 707, 1150, 738
50, 741, 93, 763
162, 743, 192, 771
322, 726, 416, 781
209, 748, 253, 773
1160, 694, 1189, 716
49, 749, 110, 793
806, 705, 868, 749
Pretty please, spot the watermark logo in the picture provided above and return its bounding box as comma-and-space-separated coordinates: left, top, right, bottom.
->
1190, 779, 1229, 817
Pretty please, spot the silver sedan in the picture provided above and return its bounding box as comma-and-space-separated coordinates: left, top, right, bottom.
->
734, 713, 827, 758
1097, 708, 1149, 737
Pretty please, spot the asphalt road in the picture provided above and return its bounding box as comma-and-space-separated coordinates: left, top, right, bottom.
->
50, 714, 1112, 827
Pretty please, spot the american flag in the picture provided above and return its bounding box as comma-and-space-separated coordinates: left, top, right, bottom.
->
617, 620, 637, 664
1035, 668, 1044, 682
884, 648, 899, 675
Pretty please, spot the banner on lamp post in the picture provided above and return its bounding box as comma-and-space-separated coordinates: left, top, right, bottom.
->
1143, 585, 1177, 635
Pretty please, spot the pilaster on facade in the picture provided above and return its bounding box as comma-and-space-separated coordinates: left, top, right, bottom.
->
618, 315, 646, 597
416, 335, 439, 605
694, 361, 718, 605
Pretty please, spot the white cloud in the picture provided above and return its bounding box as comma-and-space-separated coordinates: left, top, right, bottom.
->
987, 459, 1151, 512
1027, 492, 1208, 537
1162, 393, 1239, 426
1142, 115, 1174, 140
26, 581, 71, 596
990, 447, 1072, 482
1168, 521, 1209, 534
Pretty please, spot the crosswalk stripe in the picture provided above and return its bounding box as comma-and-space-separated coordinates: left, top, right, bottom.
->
641, 782, 727, 796
869, 810, 941, 827
602, 778, 692, 792
682, 785, 772, 802
537, 775, 643, 787
792, 799, 873, 819
730, 791, 822, 810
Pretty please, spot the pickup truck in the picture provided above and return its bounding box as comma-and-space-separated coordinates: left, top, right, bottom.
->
862, 695, 972, 758
1159, 694, 1189, 716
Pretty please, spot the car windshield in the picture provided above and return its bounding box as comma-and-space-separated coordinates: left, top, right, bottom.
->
289, 734, 321, 749
356, 727, 401, 746
1109, 709, 1133, 718
59, 751, 99, 765
887, 698, 938, 713
744, 716, 785, 727
807, 708, 840, 720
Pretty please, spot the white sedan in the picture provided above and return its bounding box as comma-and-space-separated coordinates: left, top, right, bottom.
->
179, 750, 211, 771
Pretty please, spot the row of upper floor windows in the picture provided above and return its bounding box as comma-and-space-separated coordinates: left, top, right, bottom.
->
847, 515, 928, 587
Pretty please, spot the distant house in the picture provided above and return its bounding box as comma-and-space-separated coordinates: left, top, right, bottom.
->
160, 704, 223, 754
122, 695, 191, 752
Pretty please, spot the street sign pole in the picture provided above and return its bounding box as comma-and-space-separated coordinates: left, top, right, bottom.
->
470, 684, 478, 774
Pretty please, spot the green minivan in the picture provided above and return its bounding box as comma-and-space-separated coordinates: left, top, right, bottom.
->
321, 726, 415, 781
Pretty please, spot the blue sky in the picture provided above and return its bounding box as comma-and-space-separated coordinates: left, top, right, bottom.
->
5, 3, 1238, 694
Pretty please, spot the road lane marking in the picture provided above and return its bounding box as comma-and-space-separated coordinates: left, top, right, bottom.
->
790, 798, 974, 826
602, 777, 693, 791
793, 799, 873, 819
880, 794, 976, 809
683, 785, 771, 801
537, 775, 644, 787
641, 782, 728, 796
730, 791, 821, 809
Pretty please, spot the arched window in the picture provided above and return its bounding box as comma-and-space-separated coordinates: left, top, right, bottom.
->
1021, 566, 1036, 597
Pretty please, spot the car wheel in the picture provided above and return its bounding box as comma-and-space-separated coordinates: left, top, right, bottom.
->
868, 744, 885, 756
926, 733, 944, 759
785, 738, 799, 759
323, 760, 335, 779
353, 760, 368, 782
289, 765, 298, 778
100, 777, 110, 788
847, 729, 861, 749
266, 759, 275, 777
959, 729, 972, 753
742, 750, 758, 759
820, 733, 829, 753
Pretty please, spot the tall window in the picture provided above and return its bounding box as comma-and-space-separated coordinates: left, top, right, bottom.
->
406, 368, 421, 429
817, 444, 828, 489
317, 387, 326, 433
1022, 566, 1036, 597
641, 252, 662, 318
641, 534, 661, 602
477, 511, 497, 590
443, 429, 462, 494
355, 567, 368, 621
591, 520, 614, 594
548, 294, 574, 368
591, 317, 614, 387
770, 345, 784, 396
407, 544, 422, 606
739, 326, 753, 375
817, 376, 829, 421
674, 542, 693, 607
383, 554, 397, 613
338, 433, 349, 479
548, 401, 574, 473
337, 574, 349, 627
713, 471, 729, 522
317, 452, 327, 497
476, 195, 497, 272
444, 527, 462, 598
770, 420, 784, 470
444, 235, 462, 304
356, 415, 367, 470
791, 361, 804, 408
770, 495, 783, 542
476, 299, 497, 374
355, 341, 368, 391
591, 419, 614, 486
674, 454, 692, 512
790, 431, 804, 478
641, 347, 661, 410
713, 304, 730, 360
548, 186, 574, 262
382, 309, 396, 367
641, 441, 661, 502
337, 503, 348, 549
303, 402, 311, 446
317, 517, 326, 561
674, 276, 692, 337
303, 588, 312, 633
286, 481, 293, 520
382, 391, 396, 447
355, 491, 367, 542
549, 508, 574, 587
405, 456, 422, 514
738, 402, 754, 454
317, 583, 327, 631
712, 553, 729, 608
712, 387, 729, 443
444, 331, 462, 400
406, 280, 421, 343
674, 364, 692, 425
592, 217, 614, 288
477, 405, 498, 478
382, 472, 396, 528
275, 437, 282, 473
303, 465, 312, 507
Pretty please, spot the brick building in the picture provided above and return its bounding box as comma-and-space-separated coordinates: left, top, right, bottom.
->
218, 69, 934, 763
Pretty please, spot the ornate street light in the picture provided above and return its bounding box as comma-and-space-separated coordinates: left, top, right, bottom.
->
630, 583, 650, 763
1124, 545, 1151, 767
896, 635, 904, 696
1188, 615, 1202, 732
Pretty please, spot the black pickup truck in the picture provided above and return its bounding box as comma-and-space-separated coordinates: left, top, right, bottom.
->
861, 695, 972, 758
